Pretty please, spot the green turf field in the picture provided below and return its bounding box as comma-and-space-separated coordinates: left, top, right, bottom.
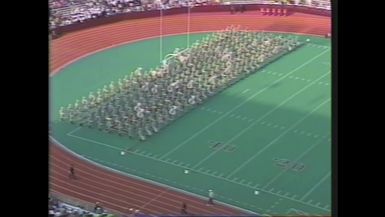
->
50, 33, 331, 216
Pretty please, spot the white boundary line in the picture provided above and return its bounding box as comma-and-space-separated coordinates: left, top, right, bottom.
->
67, 133, 122, 151
67, 126, 81, 135
192, 71, 330, 169
226, 98, 331, 178
301, 171, 331, 200
50, 30, 330, 76
201, 106, 328, 140
49, 136, 259, 215
241, 89, 250, 94
161, 48, 330, 160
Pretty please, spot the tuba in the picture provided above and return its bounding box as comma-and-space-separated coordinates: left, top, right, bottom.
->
169, 106, 177, 115
188, 96, 196, 105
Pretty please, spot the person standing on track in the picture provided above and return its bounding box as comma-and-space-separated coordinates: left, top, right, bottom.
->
181, 202, 188, 214
69, 164, 76, 179
207, 189, 215, 205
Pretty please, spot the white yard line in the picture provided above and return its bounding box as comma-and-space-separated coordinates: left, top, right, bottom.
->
192, 71, 330, 169
241, 89, 250, 94
300, 172, 331, 201
226, 98, 330, 178
67, 126, 81, 135
159, 48, 330, 159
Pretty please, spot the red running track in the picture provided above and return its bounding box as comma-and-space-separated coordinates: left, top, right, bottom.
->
50, 142, 245, 215
49, 11, 330, 215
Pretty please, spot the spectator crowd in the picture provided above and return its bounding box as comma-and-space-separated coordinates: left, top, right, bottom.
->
49, 0, 330, 30
49, 0, 212, 29
49, 196, 151, 217
49, 196, 115, 217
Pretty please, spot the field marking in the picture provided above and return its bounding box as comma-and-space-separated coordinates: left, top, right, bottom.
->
226, 98, 330, 178
268, 198, 283, 210
307, 43, 329, 49
301, 171, 331, 200
67, 126, 81, 135
67, 133, 122, 151
215, 194, 268, 214
79, 154, 255, 214
263, 135, 329, 188
52, 137, 259, 215
159, 48, 330, 159
264, 69, 330, 86
286, 208, 310, 215
241, 89, 250, 94
192, 71, 330, 169
64, 132, 330, 212
51, 158, 176, 213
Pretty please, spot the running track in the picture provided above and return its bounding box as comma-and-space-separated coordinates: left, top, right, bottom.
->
49, 11, 330, 215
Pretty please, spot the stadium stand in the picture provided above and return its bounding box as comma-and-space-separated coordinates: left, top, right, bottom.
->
50, 0, 212, 28
49, 0, 331, 29
49, 196, 123, 217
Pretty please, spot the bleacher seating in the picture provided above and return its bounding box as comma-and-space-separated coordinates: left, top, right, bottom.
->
311, 0, 331, 10
49, 0, 330, 29
49, 196, 117, 217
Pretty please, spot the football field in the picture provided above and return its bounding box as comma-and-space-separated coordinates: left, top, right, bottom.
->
50, 32, 331, 216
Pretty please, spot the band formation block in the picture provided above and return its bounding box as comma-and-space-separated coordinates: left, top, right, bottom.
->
59, 26, 302, 141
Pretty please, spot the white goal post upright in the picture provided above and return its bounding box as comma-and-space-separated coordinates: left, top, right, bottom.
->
159, 0, 194, 63
187, 1, 191, 48
159, 1, 163, 63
